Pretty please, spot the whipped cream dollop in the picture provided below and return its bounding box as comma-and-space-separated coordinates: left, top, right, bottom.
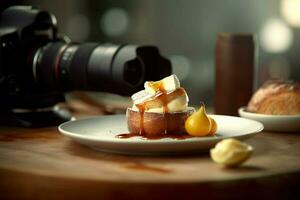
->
131, 75, 189, 113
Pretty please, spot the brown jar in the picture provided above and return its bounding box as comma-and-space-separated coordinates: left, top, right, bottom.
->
214, 33, 256, 116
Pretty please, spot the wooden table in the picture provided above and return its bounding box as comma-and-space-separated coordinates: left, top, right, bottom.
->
0, 118, 300, 199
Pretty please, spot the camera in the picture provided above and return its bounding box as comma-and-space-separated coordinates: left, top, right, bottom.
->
0, 6, 171, 127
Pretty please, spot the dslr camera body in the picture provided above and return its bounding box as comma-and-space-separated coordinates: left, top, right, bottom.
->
0, 6, 171, 127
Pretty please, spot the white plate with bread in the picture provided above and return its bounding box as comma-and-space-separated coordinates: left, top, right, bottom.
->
239, 107, 300, 132
239, 80, 300, 132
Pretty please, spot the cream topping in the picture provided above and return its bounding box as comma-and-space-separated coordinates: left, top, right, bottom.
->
131, 74, 189, 113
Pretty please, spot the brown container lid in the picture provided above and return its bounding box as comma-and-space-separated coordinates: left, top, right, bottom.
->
217, 32, 255, 43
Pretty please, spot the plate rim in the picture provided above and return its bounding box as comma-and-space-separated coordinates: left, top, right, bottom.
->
239, 106, 300, 118
58, 114, 264, 144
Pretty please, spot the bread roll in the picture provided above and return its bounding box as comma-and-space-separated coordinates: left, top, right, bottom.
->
247, 80, 300, 115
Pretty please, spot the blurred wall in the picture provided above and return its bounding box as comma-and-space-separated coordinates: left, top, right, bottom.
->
6, 0, 300, 106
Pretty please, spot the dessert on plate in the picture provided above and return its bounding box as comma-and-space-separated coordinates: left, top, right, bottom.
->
247, 80, 300, 115
126, 74, 193, 137
119, 74, 217, 139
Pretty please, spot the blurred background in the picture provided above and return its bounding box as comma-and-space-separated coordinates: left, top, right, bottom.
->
2, 0, 300, 108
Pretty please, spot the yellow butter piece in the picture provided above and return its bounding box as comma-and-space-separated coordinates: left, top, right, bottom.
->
210, 138, 253, 167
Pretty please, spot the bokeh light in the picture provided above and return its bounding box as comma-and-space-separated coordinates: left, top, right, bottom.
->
170, 55, 191, 81
66, 14, 90, 42
281, 0, 300, 27
100, 8, 129, 37
260, 18, 293, 53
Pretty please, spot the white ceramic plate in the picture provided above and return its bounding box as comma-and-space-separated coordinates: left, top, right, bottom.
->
239, 107, 300, 132
59, 114, 263, 155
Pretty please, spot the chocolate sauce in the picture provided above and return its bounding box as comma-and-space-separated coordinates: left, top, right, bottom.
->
116, 132, 194, 140
148, 80, 169, 112
136, 80, 169, 136
135, 104, 145, 135
150, 81, 169, 112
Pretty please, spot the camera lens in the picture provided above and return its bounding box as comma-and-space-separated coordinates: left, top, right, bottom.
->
33, 41, 171, 95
